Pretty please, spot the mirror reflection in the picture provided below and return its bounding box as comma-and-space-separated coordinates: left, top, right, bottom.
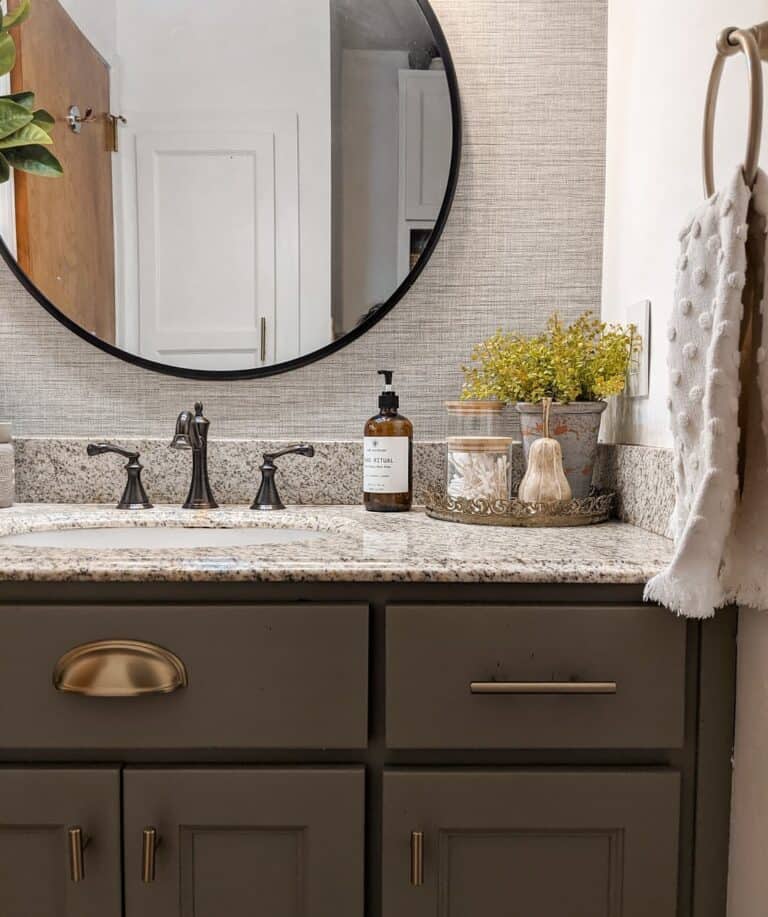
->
0, 0, 455, 372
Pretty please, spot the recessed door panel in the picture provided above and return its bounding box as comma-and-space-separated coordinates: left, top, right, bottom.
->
182, 827, 303, 917
383, 769, 680, 917
124, 767, 365, 917
137, 131, 279, 369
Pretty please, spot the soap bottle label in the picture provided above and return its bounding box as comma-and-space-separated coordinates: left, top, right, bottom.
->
363, 436, 410, 493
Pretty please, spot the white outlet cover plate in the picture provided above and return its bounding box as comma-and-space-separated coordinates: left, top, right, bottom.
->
627, 299, 650, 398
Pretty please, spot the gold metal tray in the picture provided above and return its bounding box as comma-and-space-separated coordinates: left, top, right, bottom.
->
424, 490, 616, 528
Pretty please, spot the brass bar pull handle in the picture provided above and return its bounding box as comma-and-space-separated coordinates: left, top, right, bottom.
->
53, 640, 188, 697
470, 681, 617, 695
410, 831, 424, 887
142, 827, 160, 883
68, 826, 87, 883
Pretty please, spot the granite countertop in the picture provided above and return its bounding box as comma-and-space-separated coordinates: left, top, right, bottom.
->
0, 504, 674, 584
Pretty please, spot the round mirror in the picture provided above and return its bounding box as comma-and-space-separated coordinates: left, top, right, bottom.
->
0, 0, 460, 379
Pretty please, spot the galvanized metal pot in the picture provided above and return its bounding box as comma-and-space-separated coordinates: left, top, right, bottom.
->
516, 402, 607, 499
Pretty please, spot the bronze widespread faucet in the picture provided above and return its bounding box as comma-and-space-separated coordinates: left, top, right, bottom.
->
170, 402, 219, 509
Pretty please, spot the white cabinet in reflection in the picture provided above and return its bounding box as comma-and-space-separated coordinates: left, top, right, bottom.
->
134, 129, 286, 370
398, 69, 452, 281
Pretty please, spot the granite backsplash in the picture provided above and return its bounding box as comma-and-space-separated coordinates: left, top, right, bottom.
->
12, 438, 674, 538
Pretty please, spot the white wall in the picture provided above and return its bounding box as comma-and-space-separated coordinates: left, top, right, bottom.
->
602, 0, 768, 447
113, 0, 332, 359
603, 3, 768, 915
59, 0, 118, 65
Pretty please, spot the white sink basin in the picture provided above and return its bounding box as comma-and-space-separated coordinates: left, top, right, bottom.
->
0, 526, 329, 550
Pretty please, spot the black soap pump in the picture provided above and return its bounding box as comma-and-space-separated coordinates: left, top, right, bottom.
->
363, 370, 413, 512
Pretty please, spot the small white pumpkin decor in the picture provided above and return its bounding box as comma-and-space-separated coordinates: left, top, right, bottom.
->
517, 398, 572, 504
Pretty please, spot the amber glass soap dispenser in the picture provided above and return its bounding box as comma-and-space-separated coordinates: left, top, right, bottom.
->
364, 370, 413, 512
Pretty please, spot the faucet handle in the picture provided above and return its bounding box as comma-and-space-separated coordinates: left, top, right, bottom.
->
87, 443, 139, 462
252, 444, 315, 511
263, 444, 315, 463
87, 443, 153, 510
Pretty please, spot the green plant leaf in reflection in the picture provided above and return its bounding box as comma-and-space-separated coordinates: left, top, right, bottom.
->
2, 0, 31, 31
0, 98, 32, 140
3, 143, 62, 176
31, 108, 54, 132
0, 3, 62, 180
0, 31, 16, 76
0, 122, 52, 148
5, 91, 34, 110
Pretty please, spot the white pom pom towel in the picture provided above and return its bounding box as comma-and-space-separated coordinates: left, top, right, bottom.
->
645, 168, 761, 619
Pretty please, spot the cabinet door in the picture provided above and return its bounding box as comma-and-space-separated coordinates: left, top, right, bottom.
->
383, 770, 680, 917
401, 71, 453, 221
0, 768, 121, 917
124, 767, 365, 917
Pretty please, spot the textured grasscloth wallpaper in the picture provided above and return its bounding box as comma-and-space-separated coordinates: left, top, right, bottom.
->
0, 0, 607, 439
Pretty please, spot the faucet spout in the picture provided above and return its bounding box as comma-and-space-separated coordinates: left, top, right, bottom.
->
170, 408, 202, 450
170, 402, 218, 509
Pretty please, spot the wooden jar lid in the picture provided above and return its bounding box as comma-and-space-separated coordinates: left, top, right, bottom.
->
447, 436, 514, 453
444, 401, 505, 414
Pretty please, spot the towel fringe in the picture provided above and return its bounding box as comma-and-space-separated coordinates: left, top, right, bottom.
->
645, 571, 719, 620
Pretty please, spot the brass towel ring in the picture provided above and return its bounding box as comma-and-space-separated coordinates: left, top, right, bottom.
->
703, 25, 765, 197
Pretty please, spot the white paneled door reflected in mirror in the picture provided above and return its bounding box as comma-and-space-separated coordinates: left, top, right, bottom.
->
0, 0, 460, 378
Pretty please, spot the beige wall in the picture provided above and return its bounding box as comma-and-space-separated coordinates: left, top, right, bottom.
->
602, 1, 768, 913
0, 0, 608, 439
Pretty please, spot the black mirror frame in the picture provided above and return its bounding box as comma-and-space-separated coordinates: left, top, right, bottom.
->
0, 0, 462, 381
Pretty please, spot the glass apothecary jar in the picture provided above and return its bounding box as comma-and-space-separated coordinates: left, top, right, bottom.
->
444, 401, 505, 439
446, 437, 513, 503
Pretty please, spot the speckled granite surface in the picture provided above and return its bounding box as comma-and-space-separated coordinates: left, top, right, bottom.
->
595, 444, 674, 537
0, 503, 673, 584
13, 438, 447, 507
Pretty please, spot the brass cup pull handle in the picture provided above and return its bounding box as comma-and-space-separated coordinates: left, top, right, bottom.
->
410, 831, 424, 887
142, 827, 160, 883
470, 681, 617, 695
53, 640, 188, 697
68, 826, 89, 883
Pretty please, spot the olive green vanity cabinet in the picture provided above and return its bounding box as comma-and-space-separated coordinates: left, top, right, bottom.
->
0, 582, 737, 917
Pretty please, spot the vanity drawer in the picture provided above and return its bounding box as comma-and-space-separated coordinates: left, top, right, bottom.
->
386, 604, 687, 749
0, 604, 369, 751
